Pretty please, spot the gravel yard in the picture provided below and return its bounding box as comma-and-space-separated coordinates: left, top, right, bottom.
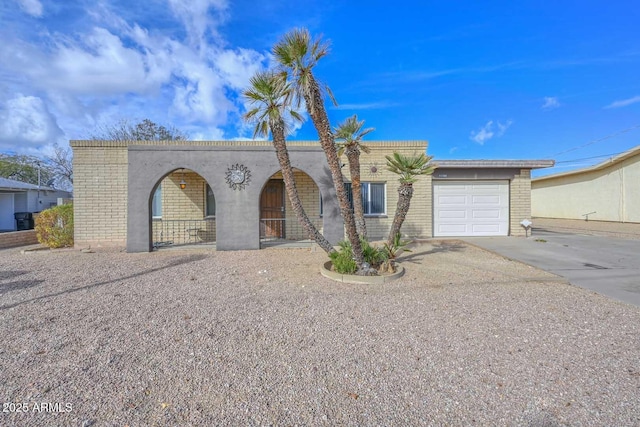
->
1, 241, 639, 426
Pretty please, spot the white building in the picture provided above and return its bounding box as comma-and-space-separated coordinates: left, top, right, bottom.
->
0, 177, 72, 231
532, 145, 640, 223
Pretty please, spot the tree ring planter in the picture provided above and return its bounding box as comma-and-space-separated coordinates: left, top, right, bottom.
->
320, 261, 405, 284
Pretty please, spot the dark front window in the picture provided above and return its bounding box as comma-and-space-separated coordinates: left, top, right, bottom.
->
206, 184, 216, 217
321, 182, 386, 216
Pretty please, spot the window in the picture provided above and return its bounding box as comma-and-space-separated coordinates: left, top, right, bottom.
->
205, 184, 216, 217
152, 184, 162, 218
321, 182, 386, 216
361, 182, 386, 215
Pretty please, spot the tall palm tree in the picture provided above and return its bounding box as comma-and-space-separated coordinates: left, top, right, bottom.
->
334, 115, 374, 238
386, 151, 435, 246
273, 28, 366, 270
243, 71, 335, 255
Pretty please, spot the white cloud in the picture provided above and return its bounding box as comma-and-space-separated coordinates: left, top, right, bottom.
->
0, 94, 64, 150
470, 120, 512, 145
15, 0, 43, 17
0, 1, 269, 152
604, 95, 640, 109
542, 96, 560, 110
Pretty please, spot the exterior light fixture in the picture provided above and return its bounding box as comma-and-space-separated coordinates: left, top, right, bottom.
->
180, 169, 187, 190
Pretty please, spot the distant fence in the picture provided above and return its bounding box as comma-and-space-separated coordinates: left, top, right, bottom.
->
0, 230, 38, 249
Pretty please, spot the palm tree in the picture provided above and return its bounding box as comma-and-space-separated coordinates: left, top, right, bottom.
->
243, 71, 335, 255
273, 28, 366, 271
334, 115, 374, 238
385, 151, 435, 246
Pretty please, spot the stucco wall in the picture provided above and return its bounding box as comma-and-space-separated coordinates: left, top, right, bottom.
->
532, 153, 640, 223
71, 140, 434, 250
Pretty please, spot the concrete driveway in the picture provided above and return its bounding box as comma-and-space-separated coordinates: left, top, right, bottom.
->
465, 229, 640, 307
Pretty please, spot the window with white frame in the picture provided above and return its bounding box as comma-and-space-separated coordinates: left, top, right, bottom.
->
360, 182, 386, 215
152, 184, 162, 218
205, 184, 216, 217
321, 182, 386, 216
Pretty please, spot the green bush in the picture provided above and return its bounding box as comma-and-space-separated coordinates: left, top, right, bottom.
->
35, 204, 74, 248
329, 238, 388, 274
360, 238, 387, 267
329, 240, 357, 274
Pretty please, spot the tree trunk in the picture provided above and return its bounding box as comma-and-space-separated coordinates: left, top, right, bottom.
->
387, 183, 414, 246
345, 144, 367, 238
271, 120, 335, 254
303, 74, 365, 270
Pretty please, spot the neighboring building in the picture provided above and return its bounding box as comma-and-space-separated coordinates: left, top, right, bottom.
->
0, 177, 72, 231
532, 145, 640, 223
70, 140, 553, 251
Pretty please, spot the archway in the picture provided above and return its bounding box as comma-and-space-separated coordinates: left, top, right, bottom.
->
150, 168, 216, 249
259, 169, 322, 245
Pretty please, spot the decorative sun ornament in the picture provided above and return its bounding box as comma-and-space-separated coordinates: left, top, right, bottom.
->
226, 164, 251, 190
365, 162, 382, 178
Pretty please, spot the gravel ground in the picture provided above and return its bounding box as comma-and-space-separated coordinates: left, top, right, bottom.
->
1, 241, 639, 426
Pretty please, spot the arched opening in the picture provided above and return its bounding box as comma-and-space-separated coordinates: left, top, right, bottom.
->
259, 169, 322, 246
150, 169, 216, 249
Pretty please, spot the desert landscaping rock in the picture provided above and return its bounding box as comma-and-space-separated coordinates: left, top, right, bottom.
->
1, 241, 639, 426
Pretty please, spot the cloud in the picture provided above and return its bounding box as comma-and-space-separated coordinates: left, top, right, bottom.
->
542, 96, 560, 110
0, 1, 269, 152
0, 94, 64, 150
15, 0, 43, 17
470, 120, 512, 145
604, 95, 640, 109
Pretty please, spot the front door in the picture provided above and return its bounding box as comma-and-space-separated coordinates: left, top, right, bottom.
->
260, 180, 285, 239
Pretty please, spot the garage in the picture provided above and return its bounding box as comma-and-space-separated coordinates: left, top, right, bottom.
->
433, 180, 509, 237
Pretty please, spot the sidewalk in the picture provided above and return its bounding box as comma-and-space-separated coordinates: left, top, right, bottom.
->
532, 217, 640, 240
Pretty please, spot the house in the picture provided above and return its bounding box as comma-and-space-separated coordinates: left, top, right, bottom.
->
70, 140, 553, 251
0, 177, 72, 231
532, 145, 640, 223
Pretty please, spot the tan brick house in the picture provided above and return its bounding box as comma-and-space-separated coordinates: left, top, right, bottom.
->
70, 139, 552, 251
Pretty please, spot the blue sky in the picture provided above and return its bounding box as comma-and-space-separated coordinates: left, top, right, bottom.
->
1, 0, 639, 176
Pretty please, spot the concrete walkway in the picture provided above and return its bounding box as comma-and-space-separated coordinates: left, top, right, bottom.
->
465, 220, 640, 307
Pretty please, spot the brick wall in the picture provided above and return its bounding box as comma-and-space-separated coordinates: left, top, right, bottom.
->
71, 141, 128, 247
340, 142, 432, 240
71, 140, 431, 248
0, 230, 38, 249
510, 169, 531, 237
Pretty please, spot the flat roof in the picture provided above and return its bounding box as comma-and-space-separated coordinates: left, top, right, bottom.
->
533, 144, 640, 182
0, 177, 57, 192
433, 159, 555, 169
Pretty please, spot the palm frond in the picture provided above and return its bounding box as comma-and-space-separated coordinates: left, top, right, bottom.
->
334, 114, 374, 151
242, 69, 304, 138
385, 151, 435, 183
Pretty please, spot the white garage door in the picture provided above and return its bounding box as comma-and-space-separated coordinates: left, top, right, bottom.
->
433, 180, 509, 237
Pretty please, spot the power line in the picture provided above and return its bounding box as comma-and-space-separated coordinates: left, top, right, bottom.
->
549, 124, 640, 157
555, 151, 625, 164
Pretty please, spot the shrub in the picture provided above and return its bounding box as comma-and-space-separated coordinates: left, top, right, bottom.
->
329, 238, 388, 274
360, 238, 387, 268
329, 240, 357, 274
35, 204, 74, 248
